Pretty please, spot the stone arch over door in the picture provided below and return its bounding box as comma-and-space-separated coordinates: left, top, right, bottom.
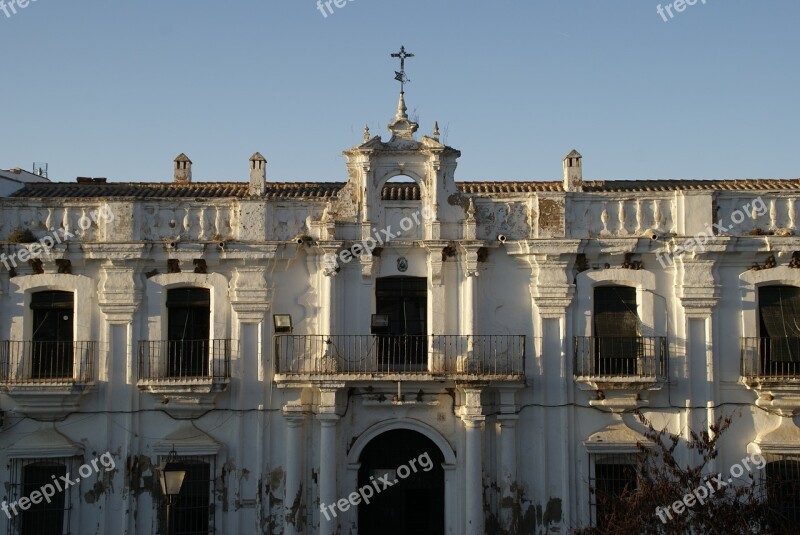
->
346, 419, 457, 535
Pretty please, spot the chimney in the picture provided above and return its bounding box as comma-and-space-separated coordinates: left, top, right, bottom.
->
174, 153, 192, 183
563, 149, 582, 192
249, 152, 266, 196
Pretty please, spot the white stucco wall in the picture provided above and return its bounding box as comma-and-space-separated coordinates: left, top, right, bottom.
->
0, 137, 798, 534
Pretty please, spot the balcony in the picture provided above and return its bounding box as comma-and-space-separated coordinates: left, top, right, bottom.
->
273, 335, 525, 382
0, 341, 96, 415
573, 336, 667, 411
742, 337, 800, 414
137, 339, 232, 415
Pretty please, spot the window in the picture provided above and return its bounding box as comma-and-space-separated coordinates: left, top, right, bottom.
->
764, 455, 800, 528
8, 458, 74, 535
593, 286, 641, 375
758, 286, 800, 375
375, 277, 427, 370
589, 454, 637, 529
160, 457, 214, 535
166, 288, 211, 378
29, 291, 75, 379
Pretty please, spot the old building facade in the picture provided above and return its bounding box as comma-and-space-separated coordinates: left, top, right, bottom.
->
1, 91, 799, 534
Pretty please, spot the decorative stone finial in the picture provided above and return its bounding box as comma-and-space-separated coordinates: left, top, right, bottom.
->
433, 121, 440, 142
363, 124, 370, 143
388, 92, 419, 140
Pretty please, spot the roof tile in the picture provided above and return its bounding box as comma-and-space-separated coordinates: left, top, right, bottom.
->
8, 178, 799, 200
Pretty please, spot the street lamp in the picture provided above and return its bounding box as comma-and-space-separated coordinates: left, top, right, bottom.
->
156, 446, 187, 535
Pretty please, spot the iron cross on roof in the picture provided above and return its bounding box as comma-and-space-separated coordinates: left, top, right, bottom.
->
391, 46, 414, 92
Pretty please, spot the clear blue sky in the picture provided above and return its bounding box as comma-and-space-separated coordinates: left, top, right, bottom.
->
1, 0, 798, 183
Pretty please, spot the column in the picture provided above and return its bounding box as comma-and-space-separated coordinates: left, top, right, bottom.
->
318, 245, 341, 372
461, 386, 485, 535
98, 259, 141, 535
532, 253, 575, 528
464, 418, 484, 535
459, 244, 481, 372
679, 258, 719, 470
497, 386, 520, 531
463, 274, 477, 336
318, 416, 339, 535
425, 242, 449, 372
284, 413, 306, 535
498, 418, 517, 529
231, 264, 272, 534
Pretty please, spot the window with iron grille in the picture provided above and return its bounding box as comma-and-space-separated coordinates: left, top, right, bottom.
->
764, 454, 800, 528
158, 455, 215, 535
589, 453, 637, 529
594, 286, 641, 375
758, 286, 800, 375
6, 457, 76, 535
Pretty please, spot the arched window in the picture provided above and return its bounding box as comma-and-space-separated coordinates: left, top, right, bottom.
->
382, 175, 420, 201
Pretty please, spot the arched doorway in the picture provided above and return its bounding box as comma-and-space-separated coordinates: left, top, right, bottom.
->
357, 429, 445, 535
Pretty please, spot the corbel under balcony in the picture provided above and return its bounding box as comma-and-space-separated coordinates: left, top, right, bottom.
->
0, 341, 96, 418
138, 381, 228, 418
573, 336, 667, 412
2, 383, 95, 418
741, 337, 800, 415
137, 339, 231, 417
577, 381, 664, 413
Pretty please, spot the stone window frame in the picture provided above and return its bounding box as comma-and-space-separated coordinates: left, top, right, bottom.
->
144, 273, 230, 344
574, 270, 658, 339
7, 455, 80, 534
739, 266, 800, 340
8, 274, 96, 350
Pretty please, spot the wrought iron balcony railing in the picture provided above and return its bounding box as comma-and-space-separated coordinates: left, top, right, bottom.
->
0, 341, 95, 384
573, 336, 667, 379
742, 337, 800, 380
138, 339, 231, 382
274, 334, 525, 377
